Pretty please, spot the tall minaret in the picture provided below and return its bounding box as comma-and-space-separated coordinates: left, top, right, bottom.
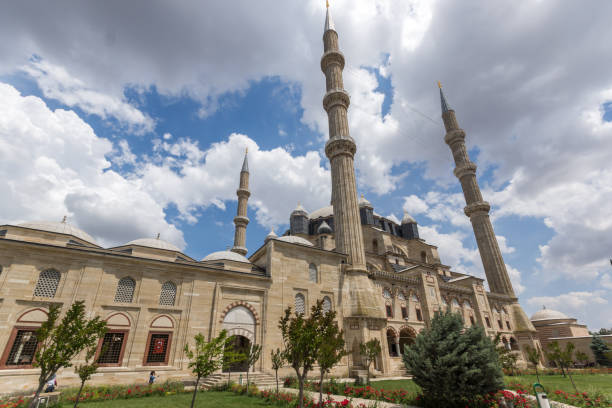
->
439, 84, 515, 296
231, 149, 250, 256
322, 3, 366, 269
322, 2, 382, 319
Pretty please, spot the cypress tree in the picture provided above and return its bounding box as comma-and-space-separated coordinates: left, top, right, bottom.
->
590, 334, 611, 366
403, 310, 504, 407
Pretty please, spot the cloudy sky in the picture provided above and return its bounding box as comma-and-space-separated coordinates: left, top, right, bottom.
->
0, 0, 611, 330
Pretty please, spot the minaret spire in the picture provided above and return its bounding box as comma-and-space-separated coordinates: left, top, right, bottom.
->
231, 148, 250, 256
440, 85, 514, 296
321, 3, 383, 318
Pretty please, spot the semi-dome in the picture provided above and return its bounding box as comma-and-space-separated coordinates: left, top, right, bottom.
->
274, 236, 314, 247
202, 250, 250, 263
17, 220, 97, 245
317, 221, 333, 234
309, 205, 334, 219
530, 306, 569, 321
126, 237, 181, 252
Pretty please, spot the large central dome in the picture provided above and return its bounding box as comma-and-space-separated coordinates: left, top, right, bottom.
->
530, 307, 569, 321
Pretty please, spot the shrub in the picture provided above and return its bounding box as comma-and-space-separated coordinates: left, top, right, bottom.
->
403, 310, 504, 407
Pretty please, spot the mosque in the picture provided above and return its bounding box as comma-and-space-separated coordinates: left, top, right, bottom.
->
0, 5, 541, 391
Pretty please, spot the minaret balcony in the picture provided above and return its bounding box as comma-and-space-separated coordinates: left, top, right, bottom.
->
323, 89, 350, 112
453, 162, 478, 179
236, 188, 251, 198
325, 136, 356, 159
464, 201, 491, 217
233, 215, 250, 226
320, 50, 345, 71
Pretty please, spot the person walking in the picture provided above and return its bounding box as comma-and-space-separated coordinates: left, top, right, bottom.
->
148, 371, 156, 385
44, 373, 57, 392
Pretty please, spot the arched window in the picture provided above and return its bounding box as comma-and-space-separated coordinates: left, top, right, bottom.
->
33, 269, 60, 298
294, 293, 305, 315
383, 288, 392, 299
463, 300, 473, 309
398, 292, 405, 301
420, 251, 427, 263
441, 297, 448, 307
159, 281, 177, 306
451, 298, 460, 308
411, 293, 419, 302
309, 264, 317, 283
322, 296, 332, 313
114, 277, 136, 303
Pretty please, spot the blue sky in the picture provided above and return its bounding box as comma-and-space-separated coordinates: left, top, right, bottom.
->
1, 0, 611, 330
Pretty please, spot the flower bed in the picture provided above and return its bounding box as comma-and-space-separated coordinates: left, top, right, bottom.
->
0, 398, 27, 408
506, 381, 610, 408
282, 377, 533, 407
59, 380, 185, 404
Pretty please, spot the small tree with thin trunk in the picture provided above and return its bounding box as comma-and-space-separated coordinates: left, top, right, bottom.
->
270, 348, 284, 393
29, 301, 106, 408
73, 342, 106, 408
244, 343, 262, 386
316, 308, 345, 404
359, 338, 381, 385
184, 330, 231, 408
222, 348, 245, 386
525, 345, 542, 383
279, 300, 328, 408
558, 342, 578, 392
545, 341, 565, 377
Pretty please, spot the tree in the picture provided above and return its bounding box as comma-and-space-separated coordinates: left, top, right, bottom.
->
494, 334, 518, 375
30, 301, 107, 408
524, 345, 542, 383
558, 342, 578, 392
575, 350, 589, 367
270, 348, 284, 393
244, 343, 262, 386
359, 339, 381, 385
597, 328, 612, 335
278, 300, 331, 408
545, 341, 566, 377
590, 334, 611, 366
73, 342, 106, 408
184, 330, 231, 408
315, 308, 345, 404
222, 346, 245, 386
403, 310, 504, 408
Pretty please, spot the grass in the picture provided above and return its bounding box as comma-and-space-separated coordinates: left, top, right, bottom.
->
57, 391, 271, 407
369, 373, 612, 398
506, 374, 612, 398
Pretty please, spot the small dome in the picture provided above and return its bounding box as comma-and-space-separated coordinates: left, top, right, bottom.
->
202, 250, 250, 263
291, 203, 308, 215
530, 306, 569, 321
274, 236, 314, 247
309, 205, 334, 219
126, 237, 181, 252
265, 228, 277, 242
317, 221, 333, 234
18, 220, 97, 245
401, 211, 416, 224
358, 194, 373, 208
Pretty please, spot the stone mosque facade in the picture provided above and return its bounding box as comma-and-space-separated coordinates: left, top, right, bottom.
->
0, 5, 540, 392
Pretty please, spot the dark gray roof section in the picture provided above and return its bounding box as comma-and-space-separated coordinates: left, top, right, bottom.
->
241, 151, 249, 172
440, 87, 450, 113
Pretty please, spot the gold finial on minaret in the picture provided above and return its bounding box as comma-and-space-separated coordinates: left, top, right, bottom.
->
326, 0, 329, 8
437, 80, 442, 89
61, 216, 67, 223
156, 233, 160, 239
245, 147, 248, 154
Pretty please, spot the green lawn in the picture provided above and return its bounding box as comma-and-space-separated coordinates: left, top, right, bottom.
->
370, 374, 612, 398
58, 391, 270, 407
506, 374, 612, 398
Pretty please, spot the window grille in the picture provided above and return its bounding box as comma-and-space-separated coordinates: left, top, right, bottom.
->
146, 333, 170, 364
114, 277, 135, 303
401, 306, 408, 319
498, 319, 503, 330
33, 269, 60, 298
469, 315, 476, 326
506, 321, 511, 330
159, 281, 176, 306
309, 264, 317, 283
294, 293, 305, 315
485, 316, 491, 328
415, 308, 423, 321
97, 332, 126, 364
322, 296, 332, 313
385, 305, 393, 318
6, 330, 38, 366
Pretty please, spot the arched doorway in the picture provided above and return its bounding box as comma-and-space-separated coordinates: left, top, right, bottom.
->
386, 328, 398, 357
398, 327, 416, 355
223, 335, 250, 372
